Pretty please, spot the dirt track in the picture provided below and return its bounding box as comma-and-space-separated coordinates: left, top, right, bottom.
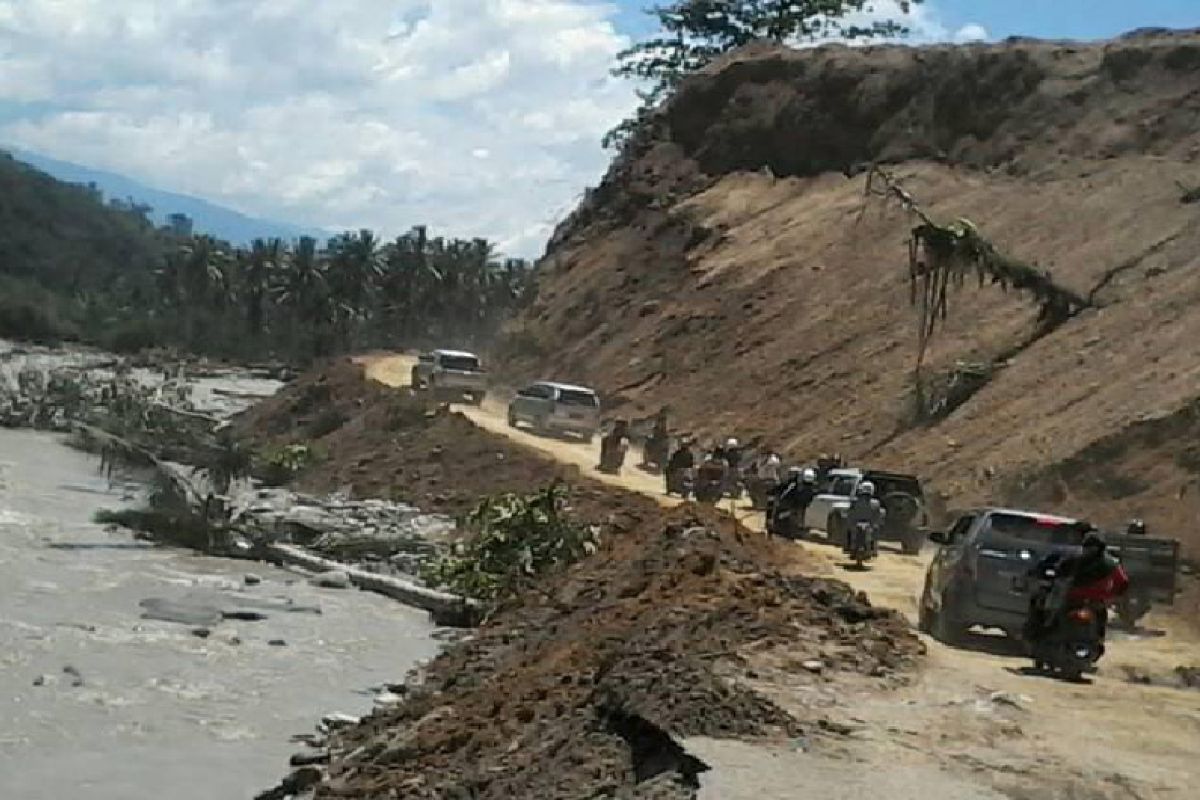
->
365, 352, 1200, 800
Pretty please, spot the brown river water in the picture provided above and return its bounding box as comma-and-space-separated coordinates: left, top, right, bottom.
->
0, 427, 438, 798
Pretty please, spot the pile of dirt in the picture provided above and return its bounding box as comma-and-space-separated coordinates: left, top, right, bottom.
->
498, 31, 1200, 553
236, 359, 660, 525
259, 506, 919, 799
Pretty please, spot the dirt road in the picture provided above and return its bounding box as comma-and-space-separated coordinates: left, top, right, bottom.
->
363, 353, 1200, 799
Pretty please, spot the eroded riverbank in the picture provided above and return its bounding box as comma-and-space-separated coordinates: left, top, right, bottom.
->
0, 420, 439, 799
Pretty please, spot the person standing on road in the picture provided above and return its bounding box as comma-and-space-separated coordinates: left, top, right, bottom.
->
757, 452, 782, 483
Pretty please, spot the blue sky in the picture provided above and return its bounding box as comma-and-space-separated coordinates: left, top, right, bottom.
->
935, 0, 1197, 40
613, 0, 1198, 42
1, 1, 1195, 257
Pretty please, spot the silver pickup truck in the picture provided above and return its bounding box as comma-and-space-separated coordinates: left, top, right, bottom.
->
410, 350, 487, 405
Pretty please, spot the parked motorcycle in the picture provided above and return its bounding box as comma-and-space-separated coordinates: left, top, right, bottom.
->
1027, 566, 1105, 681
844, 521, 878, 569
694, 461, 726, 504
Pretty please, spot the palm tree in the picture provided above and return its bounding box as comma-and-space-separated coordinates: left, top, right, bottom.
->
275, 236, 331, 359
243, 238, 283, 337
326, 229, 383, 350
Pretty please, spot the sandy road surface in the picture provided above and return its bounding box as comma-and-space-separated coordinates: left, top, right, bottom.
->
363, 353, 1200, 799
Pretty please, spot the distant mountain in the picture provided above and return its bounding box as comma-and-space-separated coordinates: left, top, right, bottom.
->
6, 147, 328, 245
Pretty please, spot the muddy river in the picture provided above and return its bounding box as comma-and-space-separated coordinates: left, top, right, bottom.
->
0, 428, 439, 799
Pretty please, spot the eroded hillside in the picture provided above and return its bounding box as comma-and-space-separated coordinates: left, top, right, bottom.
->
499, 31, 1200, 549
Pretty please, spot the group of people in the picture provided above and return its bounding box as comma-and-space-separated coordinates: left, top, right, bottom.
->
597, 412, 1138, 665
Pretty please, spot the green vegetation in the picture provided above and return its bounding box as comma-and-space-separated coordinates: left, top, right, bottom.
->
607, 1, 922, 148
422, 484, 598, 605
0, 151, 536, 360
196, 430, 253, 495
863, 167, 1091, 421
864, 167, 1088, 372
257, 442, 322, 486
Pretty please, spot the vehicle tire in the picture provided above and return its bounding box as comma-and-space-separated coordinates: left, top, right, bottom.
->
827, 513, 845, 547
917, 584, 935, 633
1115, 596, 1150, 630
410, 368, 422, 389
507, 408, 518, 428
932, 591, 965, 646
471, 392, 486, 406
900, 528, 923, 556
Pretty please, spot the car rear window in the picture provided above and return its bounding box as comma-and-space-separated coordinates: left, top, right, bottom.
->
868, 474, 922, 497
557, 389, 598, 407
439, 355, 480, 371
982, 513, 1086, 546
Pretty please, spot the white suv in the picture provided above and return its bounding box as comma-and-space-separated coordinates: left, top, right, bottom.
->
410, 350, 487, 404
507, 381, 600, 440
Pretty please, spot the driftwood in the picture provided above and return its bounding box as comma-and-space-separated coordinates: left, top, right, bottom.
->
266, 543, 481, 627
72, 423, 204, 509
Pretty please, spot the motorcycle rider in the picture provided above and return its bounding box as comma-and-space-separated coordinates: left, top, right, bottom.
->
598, 419, 630, 473
695, 448, 728, 502
1024, 530, 1131, 646
664, 437, 695, 495
844, 480, 884, 557
643, 409, 670, 471
770, 467, 819, 537
750, 451, 782, 509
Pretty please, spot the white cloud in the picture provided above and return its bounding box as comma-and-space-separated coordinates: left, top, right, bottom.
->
953, 23, 990, 43
0, 0, 636, 257
839, 1, 989, 45
0, 1, 989, 257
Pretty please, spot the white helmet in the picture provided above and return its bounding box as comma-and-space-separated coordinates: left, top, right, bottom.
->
801, 468, 817, 483
766, 453, 781, 466
857, 481, 875, 497
726, 437, 739, 449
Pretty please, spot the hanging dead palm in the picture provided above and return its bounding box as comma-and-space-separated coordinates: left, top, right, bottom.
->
863, 167, 1089, 407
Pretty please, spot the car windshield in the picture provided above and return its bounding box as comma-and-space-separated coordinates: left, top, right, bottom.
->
557, 389, 598, 407
439, 355, 480, 371
983, 513, 1086, 546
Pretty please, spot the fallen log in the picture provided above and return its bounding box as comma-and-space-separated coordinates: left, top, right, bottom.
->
265, 543, 481, 627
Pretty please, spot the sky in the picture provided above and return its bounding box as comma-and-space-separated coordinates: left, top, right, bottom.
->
0, 1, 1195, 257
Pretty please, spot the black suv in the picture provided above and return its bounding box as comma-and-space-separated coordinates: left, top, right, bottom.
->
918, 507, 1091, 643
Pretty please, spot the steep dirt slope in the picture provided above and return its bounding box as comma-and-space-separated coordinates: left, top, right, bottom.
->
499, 31, 1200, 550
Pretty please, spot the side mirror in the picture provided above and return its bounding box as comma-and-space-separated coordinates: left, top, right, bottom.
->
928, 530, 950, 545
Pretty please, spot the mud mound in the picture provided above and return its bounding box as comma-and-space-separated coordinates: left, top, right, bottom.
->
262, 508, 918, 799
499, 32, 1200, 556
236, 358, 382, 443
237, 359, 663, 528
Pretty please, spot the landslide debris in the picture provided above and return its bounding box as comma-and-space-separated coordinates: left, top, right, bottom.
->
498, 31, 1200, 554
260, 507, 919, 799
235, 358, 660, 525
